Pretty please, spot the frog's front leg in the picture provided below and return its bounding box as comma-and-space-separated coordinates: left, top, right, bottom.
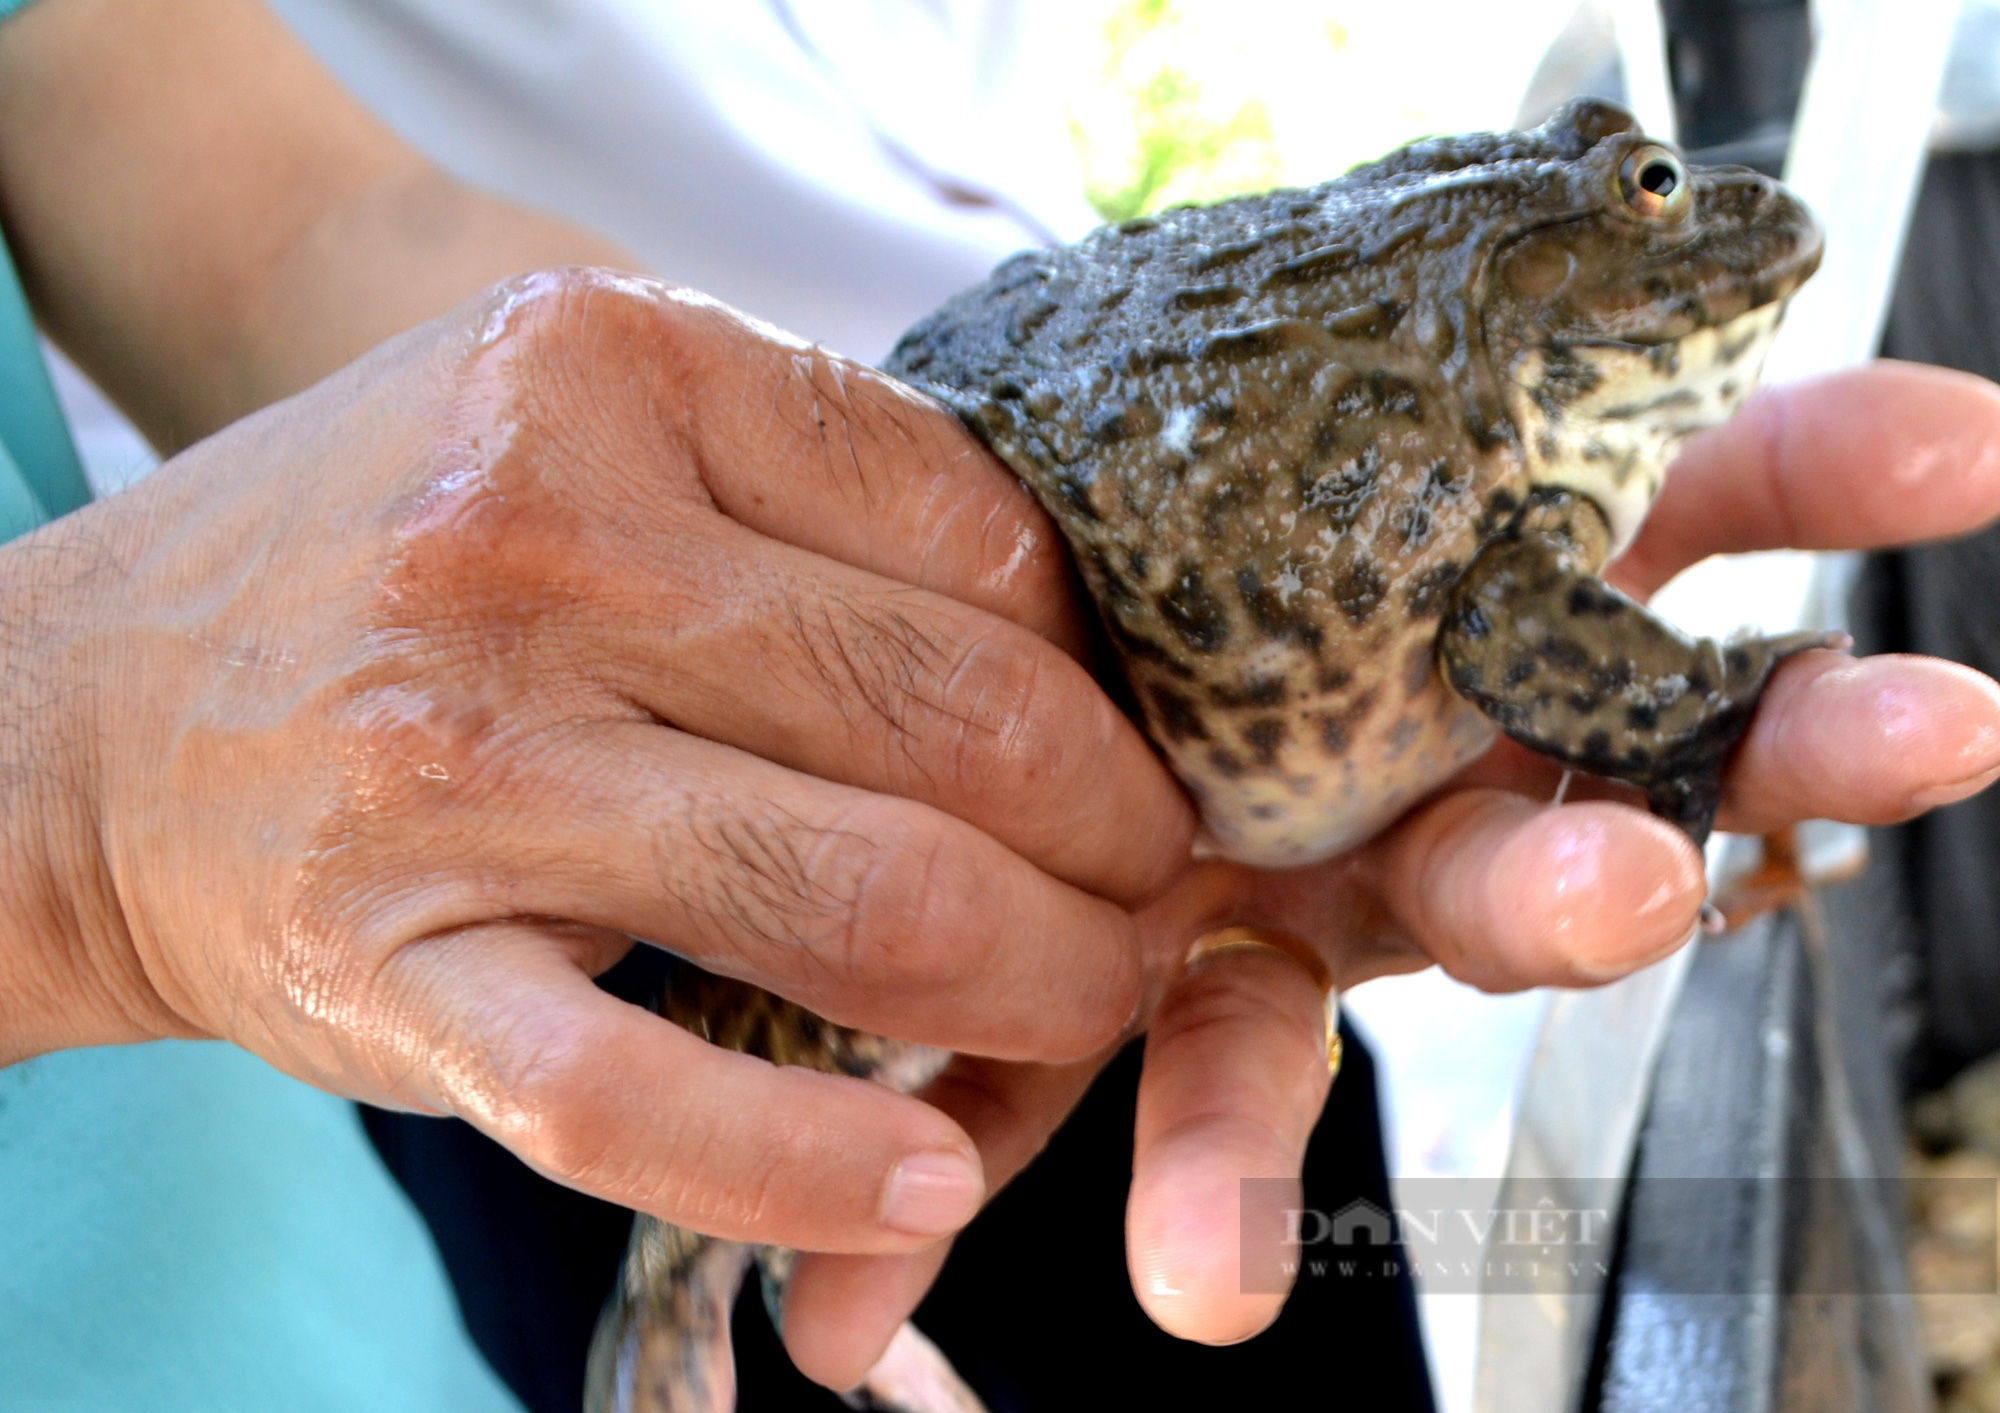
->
1436, 489, 1839, 844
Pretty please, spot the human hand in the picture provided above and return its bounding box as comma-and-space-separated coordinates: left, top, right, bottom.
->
783, 361, 2000, 1381
0, 270, 1203, 1258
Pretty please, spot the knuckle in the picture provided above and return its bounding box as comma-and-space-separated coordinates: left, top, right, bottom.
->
469, 266, 667, 350
629, 1081, 841, 1236
947, 633, 1056, 783
687, 1130, 792, 1232
626, 1116, 734, 1226
669, 790, 890, 980
840, 809, 976, 988
473, 1009, 629, 1188
936, 629, 1088, 822
458, 267, 706, 466
962, 489, 1075, 626
787, 592, 1081, 814
836, 806, 994, 998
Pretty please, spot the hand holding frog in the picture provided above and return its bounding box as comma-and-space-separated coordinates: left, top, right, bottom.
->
783, 360, 2000, 1382
0, 274, 1200, 1260
781, 104, 2000, 1394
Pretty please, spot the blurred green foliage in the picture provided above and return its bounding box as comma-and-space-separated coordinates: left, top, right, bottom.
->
1068, 0, 1289, 220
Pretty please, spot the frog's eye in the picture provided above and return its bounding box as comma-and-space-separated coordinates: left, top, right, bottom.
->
1619, 145, 1689, 219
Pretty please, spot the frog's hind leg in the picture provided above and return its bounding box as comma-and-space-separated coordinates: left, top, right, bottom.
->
753, 1248, 989, 1413
582, 1231, 986, 1413
585, 1219, 750, 1413
1437, 490, 1840, 843
587, 962, 985, 1413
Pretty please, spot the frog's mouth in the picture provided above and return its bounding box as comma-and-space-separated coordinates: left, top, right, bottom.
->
1503, 298, 1787, 553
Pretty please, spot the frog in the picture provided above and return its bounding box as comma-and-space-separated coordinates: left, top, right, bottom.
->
587, 98, 1828, 1413
883, 96, 1828, 865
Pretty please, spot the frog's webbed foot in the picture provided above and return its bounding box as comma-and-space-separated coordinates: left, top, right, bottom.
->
1437, 491, 1841, 844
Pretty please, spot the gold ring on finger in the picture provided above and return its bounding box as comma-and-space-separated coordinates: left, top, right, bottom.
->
1183, 925, 1342, 1079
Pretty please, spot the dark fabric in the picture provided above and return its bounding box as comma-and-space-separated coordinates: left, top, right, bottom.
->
366, 1004, 1434, 1413
356, 1107, 637, 1410
1857, 146, 2000, 1089
1817, 827, 1930, 1190
1659, 0, 1811, 158
1881, 150, 2000, 384
884, 1020, 1431, 1413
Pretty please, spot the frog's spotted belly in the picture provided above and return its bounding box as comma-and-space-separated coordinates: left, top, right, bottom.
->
1020, 297, 1789, 868
1129, 641, 1496, 865
1124, 318, 1790, 868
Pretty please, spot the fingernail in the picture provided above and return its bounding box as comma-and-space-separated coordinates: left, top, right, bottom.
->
1910, 761, 2000, 812
880, 1150, 983, 1236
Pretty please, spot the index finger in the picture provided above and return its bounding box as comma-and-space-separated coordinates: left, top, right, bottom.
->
1612, 362, 2000, 599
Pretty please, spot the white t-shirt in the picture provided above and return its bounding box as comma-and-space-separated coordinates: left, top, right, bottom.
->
269, 0, 1100, 364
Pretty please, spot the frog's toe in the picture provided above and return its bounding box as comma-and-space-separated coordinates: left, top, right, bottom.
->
850, 1322, 991, 1413
1614, 628, 1844, 841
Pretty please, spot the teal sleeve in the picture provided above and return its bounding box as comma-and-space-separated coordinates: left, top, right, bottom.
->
0, 0, 94, 523
0, 232, 91, 523
0, 432, 56, 543
0, 1043, 526, 1413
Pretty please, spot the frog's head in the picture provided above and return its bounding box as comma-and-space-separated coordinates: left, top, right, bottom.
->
1461, 99, 1823, 550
